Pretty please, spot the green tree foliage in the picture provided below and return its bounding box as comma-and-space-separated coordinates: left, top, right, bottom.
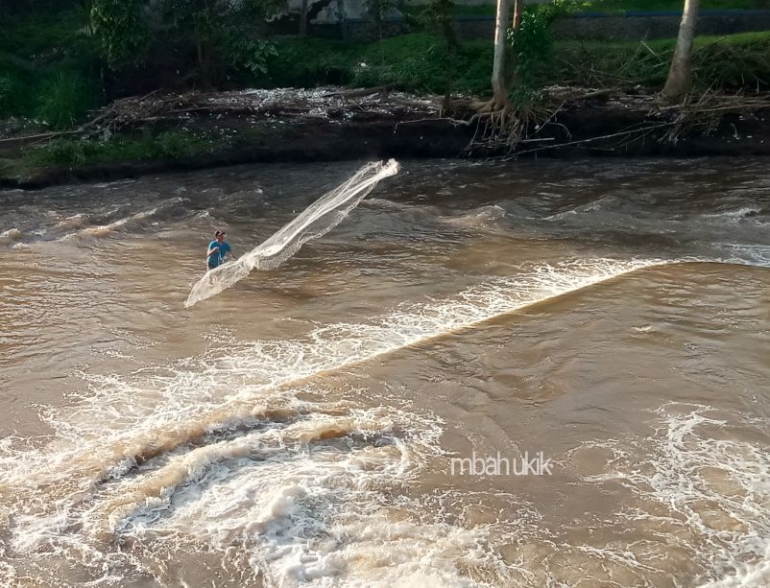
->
0, 76, 22, 116
90, 0, 286, 81
406, 0, 460, 51
38, 70, 99, 129
90, 0, 147, 68
507, 0, 585, 105
400, 0, 460, 102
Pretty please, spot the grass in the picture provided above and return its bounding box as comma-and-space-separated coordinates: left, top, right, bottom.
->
37, 71, 100, 129
584, 0, 767, 12
0, 10, 102, 125
0, 25, 767, 179
261, 34, 493, 94
556, 31, 770, 89
21, 131, 221, 170
259, 30, 770, 95
403, 1, 767, 18
264, 37, 359, 87
0, 69, 28, 115
0, 3, 768, 160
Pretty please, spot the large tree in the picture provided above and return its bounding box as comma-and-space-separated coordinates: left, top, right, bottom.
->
661, 0, 701, 103
90, 0, 146, 68
299, 0, 310, 37
508, 0, 524, 85
512, 0, 523, 32
489, 0, 512, 110
485, 0, 524, 112
91, 0, 285, 81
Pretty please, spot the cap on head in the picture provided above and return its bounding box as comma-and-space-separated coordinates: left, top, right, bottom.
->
215, 230, 226, 237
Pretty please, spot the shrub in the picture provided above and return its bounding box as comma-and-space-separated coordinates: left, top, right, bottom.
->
37, 71, 98, 129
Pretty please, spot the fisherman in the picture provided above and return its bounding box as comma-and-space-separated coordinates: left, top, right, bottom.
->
207, 230, 231, 270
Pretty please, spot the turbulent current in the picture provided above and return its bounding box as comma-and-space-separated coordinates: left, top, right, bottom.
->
0, 158, 769, 588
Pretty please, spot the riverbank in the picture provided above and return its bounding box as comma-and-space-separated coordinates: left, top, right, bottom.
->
1, 86, 770, 190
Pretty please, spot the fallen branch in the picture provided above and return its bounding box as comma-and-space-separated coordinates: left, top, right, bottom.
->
320, 84, 398, 98
513, 121, 675, 157
0, 130, 79, 146
393, 117, 472, 132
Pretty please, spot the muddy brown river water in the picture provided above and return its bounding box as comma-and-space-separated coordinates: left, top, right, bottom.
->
0, 158, 769, 588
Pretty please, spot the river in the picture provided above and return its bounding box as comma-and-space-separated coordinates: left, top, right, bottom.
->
0, 158, 769, 588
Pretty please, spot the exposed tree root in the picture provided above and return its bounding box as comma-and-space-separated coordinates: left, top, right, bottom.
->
4, 85, 770, 161
466, 95, 562, 154
462, 87, 770, 156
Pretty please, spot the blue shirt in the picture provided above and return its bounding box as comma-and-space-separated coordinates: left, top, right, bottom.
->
208, 240, 231, 268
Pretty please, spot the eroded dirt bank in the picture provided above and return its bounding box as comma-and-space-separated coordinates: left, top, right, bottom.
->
2, 87, 770, 189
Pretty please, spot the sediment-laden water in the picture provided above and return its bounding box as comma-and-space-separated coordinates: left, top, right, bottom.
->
0, 158, 769, 588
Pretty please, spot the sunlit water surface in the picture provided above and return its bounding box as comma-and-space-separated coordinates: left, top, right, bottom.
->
1, 158, 769, 588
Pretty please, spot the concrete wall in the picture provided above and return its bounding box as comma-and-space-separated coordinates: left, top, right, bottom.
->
551, 10, 770, 41
283, 0, 547, 23
281, 10, 770, 43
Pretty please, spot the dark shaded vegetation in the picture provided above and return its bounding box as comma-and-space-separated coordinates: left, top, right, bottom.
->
260, 31, 770, 94
1, 0, 769, 186
0, 10, 103, 127
23, 131, 217, 169
2, 0, 770, 132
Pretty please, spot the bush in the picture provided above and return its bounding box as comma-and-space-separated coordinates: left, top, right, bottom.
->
353, 34, 444, 90
694, 33, 770, 91
24, 131, 219, 169
0, 74, 24, 116
37, 71, 99, 129
263, 37, 356, 87
0, 11, 84, 57
32, 138, 89, 167
553, 32, 770, 91
350, 34, 491, 94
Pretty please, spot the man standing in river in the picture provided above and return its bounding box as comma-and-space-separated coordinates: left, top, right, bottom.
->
207, 230, 231, 270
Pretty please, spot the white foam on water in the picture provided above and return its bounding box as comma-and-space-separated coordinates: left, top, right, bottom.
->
574, 404, 770, 587
0, 257, 668, 587
720, 244, 770, 268
55, 213, 87, 230
702, 207, 764, 221
62, 210, 154, 239
59, 198, 184, 240
7, 257, 664, 488
0, 227, 22, 243
700, 543, 770, 588
632, 325, 654, 333
543, 195, 620, 220
442, 205, 507, 230
184, 159, 400, 308
106, 405, 507, 588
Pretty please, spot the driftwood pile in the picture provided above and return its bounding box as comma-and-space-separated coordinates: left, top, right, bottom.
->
0, 86, 445, 147
465, 86, 770, 153
2, 85, 769, 155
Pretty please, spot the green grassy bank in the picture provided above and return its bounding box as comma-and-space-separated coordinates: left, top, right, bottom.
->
440, 1, 766, 18
264, 31, 770, 95
1, 8, 769, 140
3, 5, 770, 124
4, 20, 769, 128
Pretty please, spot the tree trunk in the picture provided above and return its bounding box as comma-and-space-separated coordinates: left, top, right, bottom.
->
511, 0, 523, 32
491, 0, 512, 109
506, 0, 524, 87
195, 26, 205, 77
299, 0, 309, 37
661, 0, 701, 103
